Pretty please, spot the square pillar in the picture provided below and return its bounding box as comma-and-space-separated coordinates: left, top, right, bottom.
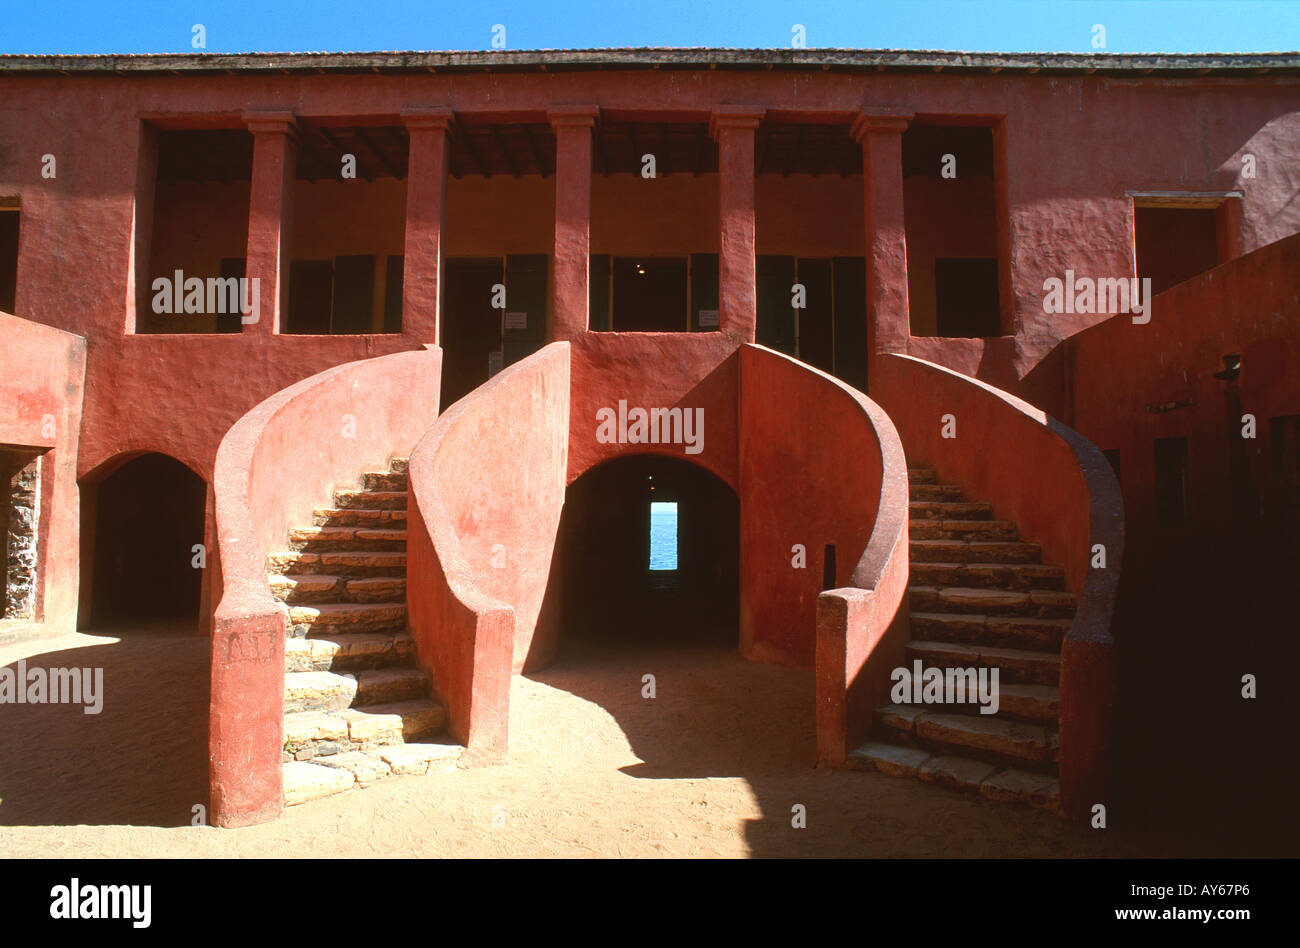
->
852, 111, 914, 358
548, 105, 599, 340
243, 111, 298, 335
401, 108, 453, 344
710, 106, 764, 342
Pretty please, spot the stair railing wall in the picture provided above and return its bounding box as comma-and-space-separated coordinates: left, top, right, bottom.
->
210, 345, 443, 827
872, 352, 1123, 819
737, 345, 911, 766
405, 342, 571, 760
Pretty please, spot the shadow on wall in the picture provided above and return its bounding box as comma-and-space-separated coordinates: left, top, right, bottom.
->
0, 620, 210, 828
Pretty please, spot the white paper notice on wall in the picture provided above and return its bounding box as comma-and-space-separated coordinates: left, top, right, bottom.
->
504, 311, 527, 329
488, 350, 503, 376
698, 309, 719, 328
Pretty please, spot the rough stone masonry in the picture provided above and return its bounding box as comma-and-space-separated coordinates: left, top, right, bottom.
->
4, 456, 40, 620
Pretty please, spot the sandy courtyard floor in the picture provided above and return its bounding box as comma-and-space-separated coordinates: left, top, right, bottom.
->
0, 626, 1232, 858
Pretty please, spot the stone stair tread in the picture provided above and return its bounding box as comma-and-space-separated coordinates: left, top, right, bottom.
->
910, 561, 1067, 590
283, 738, 464, 806
910, 539, 1043, 563
911, 609, 1073, 629
877, 704, 1051, 761
340, 699, 447, 742
283, 760, 355, 805
283, 670, 358, 712
332, 489, 407, 509
907, 639, 1062, 665
284, 630, 413, 672
907, 467, 937, 483
291, 526, 407, 541
848, 741, 1060, 809
908, 501, 993, 519
287, 601, 406, 623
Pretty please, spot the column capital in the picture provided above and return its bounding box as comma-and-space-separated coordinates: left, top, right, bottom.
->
850, 111, 914, 141
547, 105, 600, 129
401, 106, 455, 131
709, 106, 765, 139
242, 110, 298, 136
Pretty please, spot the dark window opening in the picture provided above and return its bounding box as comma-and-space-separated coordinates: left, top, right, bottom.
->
756, 256, 869, 390
441, 258, 504, 407
1102, 448, 1122, 485
608, 257, 688, 332
1154, 437, 1189, 530
822, 544, 837, 590
904, 121, 1003, 338
934, 258, 1001, 338
690, 253, 719, 332
0, 206, 19, 315
1134, 206, 1222, 296
285, 260, 334, 334
330, 254, 376, 334
383, 255, 404, 333
139, 127, 252, 334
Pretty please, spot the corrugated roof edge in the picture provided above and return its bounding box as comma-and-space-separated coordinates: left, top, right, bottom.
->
1, 47, 1299, 75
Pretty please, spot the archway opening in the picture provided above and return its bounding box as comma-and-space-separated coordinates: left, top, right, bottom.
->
86, 453, 206, 628
554, 454, 738, 656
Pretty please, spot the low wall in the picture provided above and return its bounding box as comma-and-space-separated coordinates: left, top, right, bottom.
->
737, 345, 910, 762
406, 343, 570, 758
209, 345, 443, 827
0, 313, 86, 641
873, 352, 1123, 818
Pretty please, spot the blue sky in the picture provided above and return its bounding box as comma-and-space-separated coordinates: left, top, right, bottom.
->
1, 1, 1297, 55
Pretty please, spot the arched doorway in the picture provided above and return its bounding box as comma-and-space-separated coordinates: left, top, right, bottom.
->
554, 454, 738, 655
84, 453, 206, 628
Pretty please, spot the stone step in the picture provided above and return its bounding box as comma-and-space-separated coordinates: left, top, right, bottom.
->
910, 483, 964, 502
908, 501, 993, 520
910, 561, 1067, 591
909, 586, 1077, 618
389, 456, 410, 474
271, 574, 406, 606
284, 670, 358, 713
283, 666, 428, 713
284, 630, 414, 672
282, 740, 462, 807
906, 639, 1061, 686
286, 601, 406, 637
909, 610, 1072, 650
288, 526, 407, 553
312, 506, 407, 527
938, 682, 1060, 724
909, 519, 1018, 541
876, 705, 1056, 766
910, 539, 1042, 564
908, 467, 937, 484
352, 666, 430, 706
267, 550, 407, 578
846, 741, 1060, 812
283, 699, 447, 757
332, 488, 407, 511
360, 470, 408, 492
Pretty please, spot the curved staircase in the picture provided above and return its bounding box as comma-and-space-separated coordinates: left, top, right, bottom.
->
849, 465, 1072, 813
270, 456, 461, 806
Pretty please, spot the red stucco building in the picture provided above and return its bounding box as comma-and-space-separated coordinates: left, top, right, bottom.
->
1, 48, 1296, 829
